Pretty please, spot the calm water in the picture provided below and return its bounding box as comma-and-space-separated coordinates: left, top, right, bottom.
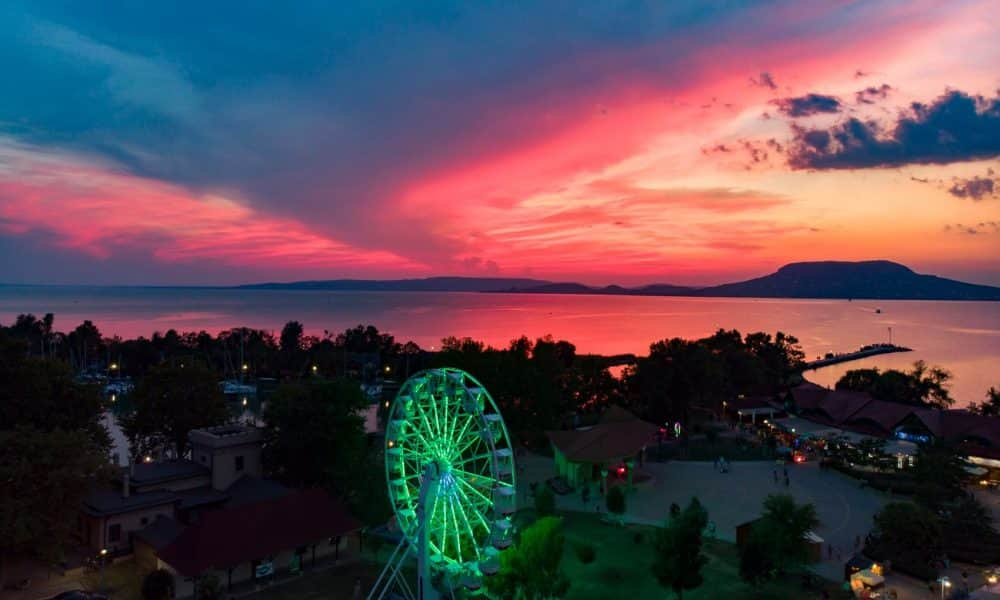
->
1, 285, 997, 407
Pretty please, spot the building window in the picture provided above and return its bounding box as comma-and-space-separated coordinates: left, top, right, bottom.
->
235, 455, 245, 472
109, 524, 121, 543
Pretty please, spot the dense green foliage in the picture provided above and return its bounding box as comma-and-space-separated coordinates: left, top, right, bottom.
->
740, 494, 819, 587
262, 378, 389, 524
864, 502, 942, 579
485, 516, 570, 599
652, 497, 709, 599
0, 332, 112, 585
624, 329, 804, 426
120, 362, 230, 458
836, 360, 953, 408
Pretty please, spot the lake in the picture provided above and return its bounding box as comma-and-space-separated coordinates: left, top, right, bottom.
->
1, 285, 997, 407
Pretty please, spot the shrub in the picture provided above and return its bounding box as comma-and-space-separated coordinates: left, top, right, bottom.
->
534, 484, 556, 516
634, 531, 644, 544
606, 486, 626, 515
575, 542, 597, 564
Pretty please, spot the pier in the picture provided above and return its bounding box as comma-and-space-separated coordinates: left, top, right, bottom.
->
803, 343, 912, 370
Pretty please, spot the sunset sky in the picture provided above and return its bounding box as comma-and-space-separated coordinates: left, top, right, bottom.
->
1, 1, 998, 286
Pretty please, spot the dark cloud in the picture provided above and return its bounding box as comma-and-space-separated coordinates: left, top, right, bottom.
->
772, 94, 842, 117
787, 90, 1000, 169
854, 69, 870, 79
855, 84, 892, 104
948, 175, 996, 200
944, 221, 999, 235
750, 71, 777, 90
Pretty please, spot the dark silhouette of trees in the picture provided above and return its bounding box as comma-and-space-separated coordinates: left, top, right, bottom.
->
0, 332, 111, 587
969, 386, 1000, 417
652, 497, 709, 599
121, 362, 230, 458
837, 360, 953, 408
740, 494, 819, 587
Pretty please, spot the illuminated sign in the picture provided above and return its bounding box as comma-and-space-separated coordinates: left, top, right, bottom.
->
895, 431, 930, 444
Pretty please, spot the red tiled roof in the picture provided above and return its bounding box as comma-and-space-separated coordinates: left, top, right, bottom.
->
843, 401, 915, 435
547, 407, 658, 463
790, 382, 828, 411
816, 390, 872, 423
157, 489, 360, 576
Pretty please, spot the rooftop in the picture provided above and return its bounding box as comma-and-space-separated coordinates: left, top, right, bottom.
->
547, 406, 659, 463
157, 489, 360, 576
128, 460, 209, 487
82, 489, 177, 517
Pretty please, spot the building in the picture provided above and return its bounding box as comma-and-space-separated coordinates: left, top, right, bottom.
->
546, 406, 658, 490
786, 382, 1000, 472
80, 425, 361, 597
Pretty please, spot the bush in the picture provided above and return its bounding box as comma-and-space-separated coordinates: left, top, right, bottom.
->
606, 486, 626, 516
534, 484, 556, 516
634, 531, 644, 544
575, 542, 597, 564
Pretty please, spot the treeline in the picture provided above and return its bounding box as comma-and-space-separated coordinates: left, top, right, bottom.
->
2, 314, 808, 441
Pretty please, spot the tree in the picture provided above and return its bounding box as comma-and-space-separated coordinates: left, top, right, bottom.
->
969, 387, 1000, 417
912, 443, 967, 509
865, 502, 942, 580
141, 569, 175, 600
652, 498, 709, 599
534, 485, 555, 517
606, 485, 626, 517
837, 361, 953, 408
755, 494, 819, 574
196, 574, 223, 600
0, 427, 111, 587
121, 362, 230, 458
485, 516, 570, 599
262, 379, 381, 520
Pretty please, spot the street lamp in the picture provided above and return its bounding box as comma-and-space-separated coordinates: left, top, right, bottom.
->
938, 576, 951, 600
98, 548, 108, 592
311, 365, 318, 374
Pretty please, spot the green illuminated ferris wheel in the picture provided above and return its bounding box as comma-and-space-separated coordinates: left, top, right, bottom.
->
377, 368, 516, 598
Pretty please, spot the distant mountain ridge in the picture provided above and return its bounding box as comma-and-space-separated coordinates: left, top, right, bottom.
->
238, 261, 1000, 300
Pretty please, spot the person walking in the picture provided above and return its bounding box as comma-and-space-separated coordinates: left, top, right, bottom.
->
784, 473, 790, 487
772, 467, 778, 484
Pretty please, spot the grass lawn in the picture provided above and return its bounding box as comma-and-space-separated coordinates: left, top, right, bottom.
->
558, 512, 849, 600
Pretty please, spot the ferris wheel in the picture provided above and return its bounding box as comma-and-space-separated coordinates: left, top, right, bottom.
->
369, 368, 517, 599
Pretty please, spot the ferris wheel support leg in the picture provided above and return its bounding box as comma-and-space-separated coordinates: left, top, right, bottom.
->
418, 463, 441, 600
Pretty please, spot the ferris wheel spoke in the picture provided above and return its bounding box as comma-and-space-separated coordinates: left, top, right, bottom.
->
452, 480, 492, 533
447, 494, 466, 564
450, 452, 492, 469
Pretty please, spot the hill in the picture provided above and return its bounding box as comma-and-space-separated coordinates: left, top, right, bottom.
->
237, 261, 1000, 300
697, 261, 1000, 300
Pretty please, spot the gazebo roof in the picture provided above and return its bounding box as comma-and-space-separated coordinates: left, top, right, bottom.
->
547, 406, 658, 463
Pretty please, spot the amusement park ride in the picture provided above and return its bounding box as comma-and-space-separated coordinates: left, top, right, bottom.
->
367, 368, 517, 600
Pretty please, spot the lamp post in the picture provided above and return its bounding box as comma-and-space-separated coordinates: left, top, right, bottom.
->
938, 576, 951, 600
98, 548, 108, 593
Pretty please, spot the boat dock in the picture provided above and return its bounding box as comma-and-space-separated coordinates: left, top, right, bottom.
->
803, 343, 912, 370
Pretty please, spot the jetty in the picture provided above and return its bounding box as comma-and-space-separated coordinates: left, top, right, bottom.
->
803, 343, 912, 370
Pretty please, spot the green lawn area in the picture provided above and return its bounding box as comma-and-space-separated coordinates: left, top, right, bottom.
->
557, 512, 848, 600
250, 511, 850, 600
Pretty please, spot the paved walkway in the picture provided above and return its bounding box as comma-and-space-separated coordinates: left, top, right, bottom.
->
517, 453, 892, 582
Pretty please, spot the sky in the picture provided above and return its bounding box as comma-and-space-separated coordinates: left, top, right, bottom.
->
0, 1, 998, 287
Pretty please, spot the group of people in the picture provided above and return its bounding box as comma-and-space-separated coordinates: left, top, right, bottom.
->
714, 456, 731, 473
